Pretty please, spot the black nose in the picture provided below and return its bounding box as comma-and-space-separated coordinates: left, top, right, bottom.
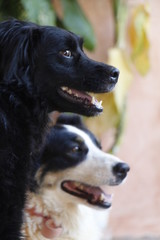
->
109, 68, 119, 84
113, 162, 130, 179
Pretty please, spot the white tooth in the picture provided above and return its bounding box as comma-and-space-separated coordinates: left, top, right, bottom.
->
97, 100, 103, 109
91, 97, 103, 108
74, 182, 81, 187
68, 89, 72, 94
91, 97, 94, 104
100, 193, 105, 202
91, 96, 96, 104
61, 86, 68, 91
75, 93, 78, 97
79, 185, 84, 190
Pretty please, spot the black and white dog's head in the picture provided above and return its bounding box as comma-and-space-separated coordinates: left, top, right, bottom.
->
33, 114, 129, 209
0, 19, 119, 116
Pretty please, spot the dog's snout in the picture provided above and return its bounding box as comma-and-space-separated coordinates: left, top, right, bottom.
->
109, 68, 119, 84
113, 162, 130, 179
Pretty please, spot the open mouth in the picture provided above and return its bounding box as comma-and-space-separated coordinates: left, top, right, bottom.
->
58, 87, 103, 112
61, 180, 112, 209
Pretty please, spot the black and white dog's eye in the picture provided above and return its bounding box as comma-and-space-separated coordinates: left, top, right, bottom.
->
72, 146, 80, 152
60, 50, 72, 58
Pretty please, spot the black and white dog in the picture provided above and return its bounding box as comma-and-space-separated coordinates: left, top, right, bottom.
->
0, 19, 119, 239
22, 115, 129, 240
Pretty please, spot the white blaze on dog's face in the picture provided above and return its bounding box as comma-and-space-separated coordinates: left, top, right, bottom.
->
35, 124, 129, 209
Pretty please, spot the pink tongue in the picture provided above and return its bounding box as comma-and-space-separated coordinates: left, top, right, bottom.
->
71, 182, 112, 203
63, 181, 112, 204
82, 185, 111, 203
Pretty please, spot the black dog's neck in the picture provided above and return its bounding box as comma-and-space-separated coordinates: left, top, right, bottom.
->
0, 79, 49, 150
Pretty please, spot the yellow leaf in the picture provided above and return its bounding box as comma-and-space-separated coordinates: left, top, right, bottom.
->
85, 47, 132, 141
85, 92, 119, 138
128, 3, 150, 75
108, 47, 133, 113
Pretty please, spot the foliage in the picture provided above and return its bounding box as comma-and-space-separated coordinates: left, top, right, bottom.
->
0, 0, 24, 20
21, 0, 56, 26
0, 0, 96, 51
59, 0, 95, 50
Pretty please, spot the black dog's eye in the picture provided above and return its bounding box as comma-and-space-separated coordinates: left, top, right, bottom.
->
60, 50, 72, 58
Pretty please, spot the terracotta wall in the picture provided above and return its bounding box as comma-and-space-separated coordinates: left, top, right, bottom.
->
78, 0, 160, 238
79, 0, 115, 61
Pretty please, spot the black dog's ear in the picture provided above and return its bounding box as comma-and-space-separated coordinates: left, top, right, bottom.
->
0, 19, 42, 81
29, 28, 42, 49
21, 27, 42, 67
56, 113, 85, 129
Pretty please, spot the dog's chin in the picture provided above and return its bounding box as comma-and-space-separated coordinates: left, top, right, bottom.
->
61, 181, 112, 209
57, 87, 103, 116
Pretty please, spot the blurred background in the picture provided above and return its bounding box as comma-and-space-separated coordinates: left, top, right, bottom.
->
1, 0, 160, 239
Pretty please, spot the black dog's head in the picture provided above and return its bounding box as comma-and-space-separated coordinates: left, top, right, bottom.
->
0, 19, 119, 116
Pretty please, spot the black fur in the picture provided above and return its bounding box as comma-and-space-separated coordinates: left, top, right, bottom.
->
0, 79, 48, 239
0, 19, 119, 239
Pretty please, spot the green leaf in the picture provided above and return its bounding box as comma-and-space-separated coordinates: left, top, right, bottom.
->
21, 0, 56, 25
60, 0, 96, 51
113, 0, 128, 48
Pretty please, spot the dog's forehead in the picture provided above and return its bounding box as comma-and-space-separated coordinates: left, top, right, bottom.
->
63, 124, 93, 145
43, 26, 82, 49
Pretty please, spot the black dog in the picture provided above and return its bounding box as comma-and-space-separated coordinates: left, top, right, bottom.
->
0, 19, 119, 239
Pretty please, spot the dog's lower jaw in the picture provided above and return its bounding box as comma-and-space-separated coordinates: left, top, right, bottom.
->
47, 103, 103, 117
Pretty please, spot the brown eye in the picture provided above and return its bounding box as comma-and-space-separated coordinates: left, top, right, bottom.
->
72, 146, 80, 152
60, 50, 72, 58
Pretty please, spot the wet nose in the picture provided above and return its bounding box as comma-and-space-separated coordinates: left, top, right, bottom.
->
109, 67, 119, 84
113, 162, 130, 179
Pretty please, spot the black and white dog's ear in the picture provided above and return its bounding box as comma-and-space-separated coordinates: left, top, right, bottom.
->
56, 113, 85, 129
57, 113, 102, 150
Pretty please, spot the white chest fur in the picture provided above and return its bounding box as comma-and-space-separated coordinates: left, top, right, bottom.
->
22, 193, 109, 240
